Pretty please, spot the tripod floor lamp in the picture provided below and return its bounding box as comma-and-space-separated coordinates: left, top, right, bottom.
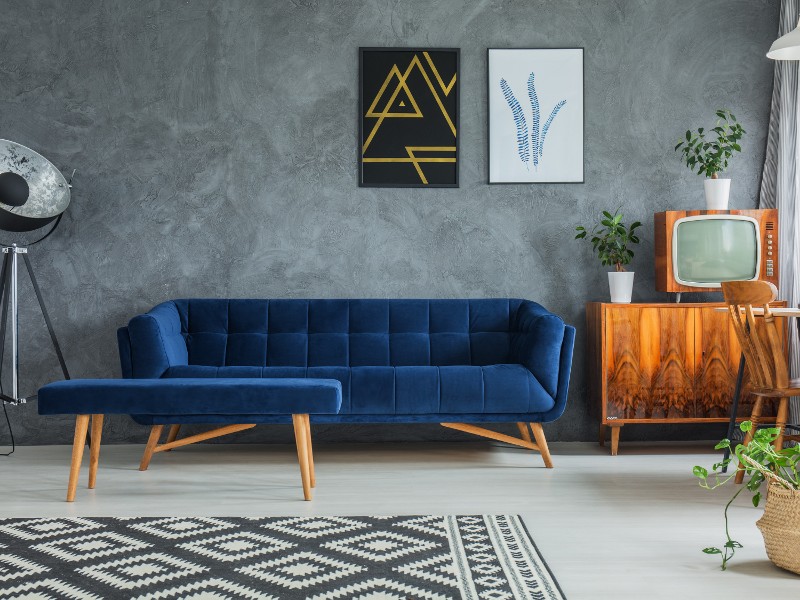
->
0, 139, 71, 405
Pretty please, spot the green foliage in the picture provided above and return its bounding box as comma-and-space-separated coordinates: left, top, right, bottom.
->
675, 109, 745, 178
575, 209, 641, 272
693, 422, 800, 570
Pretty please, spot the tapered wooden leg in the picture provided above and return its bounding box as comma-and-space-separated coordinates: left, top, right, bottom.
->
139, 425, 164, 472
599, 423, 606, 447
529, 423, 553, 468
164, 424, 181, 451
88, 414, 104, 489
67, 415, 90, 502
774, 397, 790, 453
292, 414, 312, 501
304, 415, 315, 488
736, 397, 763, 484
610, 424, 622, 456
517, 422, 532, 443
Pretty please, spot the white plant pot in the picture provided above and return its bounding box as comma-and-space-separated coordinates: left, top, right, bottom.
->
704, 178, 731, 210
608, 271, 635, 303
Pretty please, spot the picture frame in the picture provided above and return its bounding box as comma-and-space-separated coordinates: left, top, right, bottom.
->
488, 48, 584, 184
359, 47, 460, 188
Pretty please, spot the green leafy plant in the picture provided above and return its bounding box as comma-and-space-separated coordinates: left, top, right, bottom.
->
574, 209, 641, 272
693, 421, 800, 570
674, 109, 745, 179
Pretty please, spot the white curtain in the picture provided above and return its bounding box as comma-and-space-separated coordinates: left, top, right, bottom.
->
760, 0, 800, 428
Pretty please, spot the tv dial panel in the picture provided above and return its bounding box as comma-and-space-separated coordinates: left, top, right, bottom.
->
766, 222, 774, 278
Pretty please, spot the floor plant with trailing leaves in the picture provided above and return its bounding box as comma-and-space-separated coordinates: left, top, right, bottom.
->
693, 421, 800, 570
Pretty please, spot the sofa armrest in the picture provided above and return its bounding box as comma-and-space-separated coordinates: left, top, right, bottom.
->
126, 301, 188, 378
513, 301, 572, 403
545, 323, 575, 422
117, 327, 133, 378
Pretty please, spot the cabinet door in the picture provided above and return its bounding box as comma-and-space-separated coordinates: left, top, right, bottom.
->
695, 306, 781, 420
605, 306, 695, 419
694, 307, 739, 418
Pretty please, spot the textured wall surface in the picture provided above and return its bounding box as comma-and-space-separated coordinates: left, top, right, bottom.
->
0, 0, 780, 446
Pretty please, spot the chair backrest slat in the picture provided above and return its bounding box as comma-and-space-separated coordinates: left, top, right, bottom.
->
721, 281, 785, 391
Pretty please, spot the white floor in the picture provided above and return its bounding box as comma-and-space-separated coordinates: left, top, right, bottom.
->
2, 440, 797, 599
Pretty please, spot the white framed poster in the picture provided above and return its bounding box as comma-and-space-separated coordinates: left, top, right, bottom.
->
488, 48, 584, 183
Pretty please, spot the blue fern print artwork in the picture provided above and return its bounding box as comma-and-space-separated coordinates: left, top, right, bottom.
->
500, 73, 566, 169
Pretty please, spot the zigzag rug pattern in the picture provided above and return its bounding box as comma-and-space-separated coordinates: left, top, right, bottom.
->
0, 515, 565, 599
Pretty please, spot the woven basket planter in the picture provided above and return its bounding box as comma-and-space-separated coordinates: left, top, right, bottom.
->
742, 454, 800, 575
756, 482, 800, 575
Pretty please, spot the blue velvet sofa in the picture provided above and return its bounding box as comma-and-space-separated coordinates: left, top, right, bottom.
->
118, 298, 575, 466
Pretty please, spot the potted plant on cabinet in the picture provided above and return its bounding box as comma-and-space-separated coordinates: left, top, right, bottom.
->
675, 109, 746, 210
693, 422, 800, 573
575, 209, 641, 303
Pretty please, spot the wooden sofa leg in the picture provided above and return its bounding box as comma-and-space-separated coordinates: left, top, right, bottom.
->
529, 423, 553, 468
441, 422, 554, 468
140, 425, 164, 472
304, 415, 316, 488
292, 414, 312, 501
517, 422, 532, 443
164, 424, 181, 451
88, 414, 104, 489
68, 415, 90, 502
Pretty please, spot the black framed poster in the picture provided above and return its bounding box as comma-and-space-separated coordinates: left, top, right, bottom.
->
359, 48, 459, 188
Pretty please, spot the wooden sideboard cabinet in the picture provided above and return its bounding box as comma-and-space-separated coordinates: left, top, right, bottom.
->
586, 302, 784, 455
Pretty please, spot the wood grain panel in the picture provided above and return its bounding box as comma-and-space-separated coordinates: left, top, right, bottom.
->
694, 307, 738, 417
605, 306, 694, 420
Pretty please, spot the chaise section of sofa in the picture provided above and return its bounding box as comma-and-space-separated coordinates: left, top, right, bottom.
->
118, 298, 575, 466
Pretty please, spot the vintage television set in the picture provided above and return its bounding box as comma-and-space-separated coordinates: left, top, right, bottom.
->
654, 209, 778, 295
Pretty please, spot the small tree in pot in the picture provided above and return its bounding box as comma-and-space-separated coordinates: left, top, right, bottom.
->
575, 209, 641, 303
674, 109, 745, 210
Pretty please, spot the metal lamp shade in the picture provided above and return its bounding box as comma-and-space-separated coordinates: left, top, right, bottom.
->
0, 139, 70, 232
768, 18, 800, 60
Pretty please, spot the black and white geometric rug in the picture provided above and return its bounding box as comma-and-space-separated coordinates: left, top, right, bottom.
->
0, 515, 566, 599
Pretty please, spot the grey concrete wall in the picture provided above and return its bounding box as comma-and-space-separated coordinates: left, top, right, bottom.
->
0, 0, 780, 446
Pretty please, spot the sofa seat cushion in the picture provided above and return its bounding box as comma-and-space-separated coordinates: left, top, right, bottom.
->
38, 378, 342, 416
162, 364, 555, 415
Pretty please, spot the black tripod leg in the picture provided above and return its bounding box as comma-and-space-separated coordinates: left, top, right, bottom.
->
721, 353, 746, 473
22, 254, 69, 380
0, 252, 11, 391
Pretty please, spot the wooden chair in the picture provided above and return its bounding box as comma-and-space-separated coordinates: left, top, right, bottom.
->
721, 281, 800, 484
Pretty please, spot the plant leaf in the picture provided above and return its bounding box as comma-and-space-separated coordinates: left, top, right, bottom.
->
499, 78, 530, 165
527, 72, 540, 167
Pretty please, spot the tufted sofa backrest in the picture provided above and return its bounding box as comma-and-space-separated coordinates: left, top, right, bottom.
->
167, 298, 525, 368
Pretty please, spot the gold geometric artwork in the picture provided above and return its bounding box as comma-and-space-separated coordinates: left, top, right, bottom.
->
361, 50, 458, 186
